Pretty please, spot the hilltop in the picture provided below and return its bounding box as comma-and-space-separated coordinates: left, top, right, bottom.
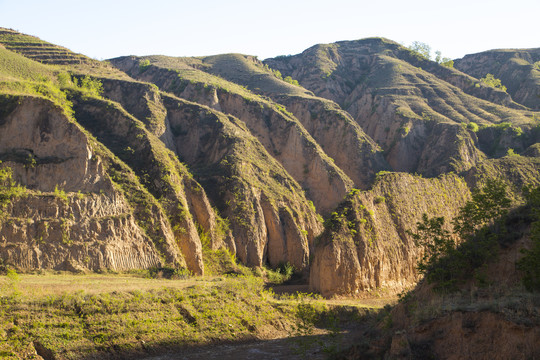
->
0, 27, 539, 359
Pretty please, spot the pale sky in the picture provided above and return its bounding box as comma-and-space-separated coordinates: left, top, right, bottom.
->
0, 0, 538, 61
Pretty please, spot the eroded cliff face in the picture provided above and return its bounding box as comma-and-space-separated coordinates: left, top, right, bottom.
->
2, 194, 163, 271
109, 56, 353, 214
162, 94, 322, 271
0, 96, 109, 193
99, 77, 175, 150
382, 232, 540, 360
0, 95, 183, 271
265, 38, 537, 176
70, 93, 208, 274
310, 173, 471, 297
455, 48, 540, 110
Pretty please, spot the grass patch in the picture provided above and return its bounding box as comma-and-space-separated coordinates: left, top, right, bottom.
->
0, 272, 370, 359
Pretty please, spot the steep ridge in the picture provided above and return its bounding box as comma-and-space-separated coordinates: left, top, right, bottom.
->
109, 55, 353, 214
186, 53, 390, 189
0, 95, 184, 271
68, 93, 206, 274
265, 38, 539, 175
161, 94, 322, 270
93, 75, 324, 271
455, 48, 540, 110
2, 27, 540, 311
0, 36, 217, 275
309, 173, 470, 296
0, 34, 323, 275
356, 196, 540, 360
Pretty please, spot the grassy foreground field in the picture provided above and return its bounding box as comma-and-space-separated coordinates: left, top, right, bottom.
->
0, 271, 382, 360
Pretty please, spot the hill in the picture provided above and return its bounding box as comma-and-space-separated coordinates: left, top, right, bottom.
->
0, 27, 539, 300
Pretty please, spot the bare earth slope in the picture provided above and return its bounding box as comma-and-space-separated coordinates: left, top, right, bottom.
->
455, 48, 540, 110
265, 38, 540, 175
109, 55, 353, 214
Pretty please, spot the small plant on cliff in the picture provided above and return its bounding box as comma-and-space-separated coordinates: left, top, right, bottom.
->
0, 163, 26, 218
139, 59, 151, 73
466, 122, 479, 132
478, 73, 507, 92
53, 185, 69, 203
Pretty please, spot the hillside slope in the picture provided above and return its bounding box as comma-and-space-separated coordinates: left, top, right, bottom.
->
0, 29, 323, 275
109, 55, 354, 214
265, 38, 540, 175
455, 48, 540, 110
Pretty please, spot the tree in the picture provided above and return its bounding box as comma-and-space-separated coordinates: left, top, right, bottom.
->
408, 179, 511, 290
517, 186, 540, 291
435, 51, 454, 68
408, 214, 454, 274
479, 73, 507, 92
409, 41, 431, 60
452, 179, 511, 239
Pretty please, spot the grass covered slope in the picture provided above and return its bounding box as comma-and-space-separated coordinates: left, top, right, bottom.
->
265, 38, 540, 175
0, 27, 133, 80
455, 48, 540, 110
0, 272, 368, 360
310, 173, 471, 297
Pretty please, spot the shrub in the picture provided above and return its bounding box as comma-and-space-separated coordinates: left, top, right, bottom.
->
374, 196, 386, 204
517, 186, 540, 291
408, 41, 431, 60
78, 76, 103, 96
0, 162, 26, 217
408, 179, 512, 291
467, 122, 479, 132
139, 59, 151, 73
479, 73, 507, 92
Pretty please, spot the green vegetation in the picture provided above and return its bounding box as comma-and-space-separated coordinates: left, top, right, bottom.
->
466, 122, 479, 132
0, 163, 26, 219
478, 73, 507, 92
434, 51, 454, 68
408, 41, 431, 60
408, 42, 453, 67
517, 186, 540, 291
0, 47, 54, 81
139, 59, 151, 72
407, 179, 533, 292
0, 272, 367, 359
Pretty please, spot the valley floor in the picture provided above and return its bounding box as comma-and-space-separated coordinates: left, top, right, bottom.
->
0, 272, 391, 360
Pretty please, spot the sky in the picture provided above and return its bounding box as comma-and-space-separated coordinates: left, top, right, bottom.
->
0, 0, 538, 61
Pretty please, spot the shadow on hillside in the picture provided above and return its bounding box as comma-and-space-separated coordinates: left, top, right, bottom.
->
74, 331, 364, 360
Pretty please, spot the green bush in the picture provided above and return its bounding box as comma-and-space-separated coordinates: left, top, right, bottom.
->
409, 179, 512, 291
0, 162, 26, 217
139, 59, 151, 73
467, 122, 479, 132
479, 73, 507, 92
517, 186, 540, 291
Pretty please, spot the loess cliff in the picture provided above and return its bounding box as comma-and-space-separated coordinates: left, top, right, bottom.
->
0, 27, 540, 306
